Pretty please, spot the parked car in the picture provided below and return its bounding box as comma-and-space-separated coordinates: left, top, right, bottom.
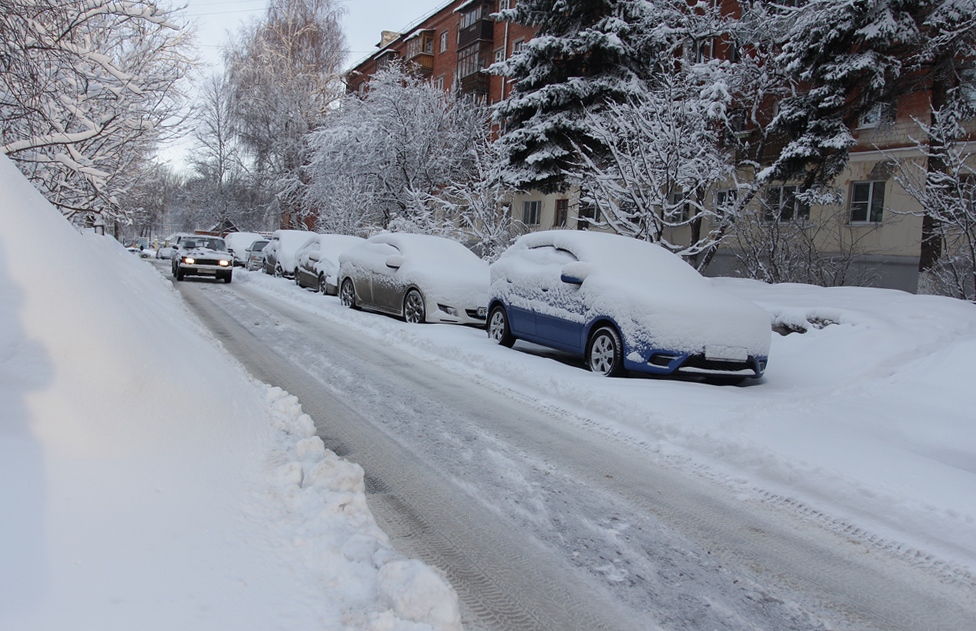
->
244, 239, 270, 271
338, 232, 489, 325
487, 230, 771, 380
171, 235, 233, 283
294, 234, 365, 294
224, 232, 264, 267
263, 230, 313, 278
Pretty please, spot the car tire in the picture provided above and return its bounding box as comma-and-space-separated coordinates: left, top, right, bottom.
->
175, 266, 184, 281
587, 325, 625, 377
340, 278, 358, 309
223, 273, 232, 284
274, 263, 283, 278
295, 269, 301, 286
403, 289, 425, 324
318, 274, 328, 294
487, 305, 516, 348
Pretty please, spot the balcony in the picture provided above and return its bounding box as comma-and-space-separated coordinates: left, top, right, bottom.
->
409, 53, 434, 75
458, 72, 489, 96
458, 19, 494, 49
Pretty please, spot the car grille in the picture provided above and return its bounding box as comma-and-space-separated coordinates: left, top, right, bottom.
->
679, 354, 761, 375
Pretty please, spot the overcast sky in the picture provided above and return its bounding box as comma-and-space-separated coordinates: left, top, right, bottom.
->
182, 0, 450, 71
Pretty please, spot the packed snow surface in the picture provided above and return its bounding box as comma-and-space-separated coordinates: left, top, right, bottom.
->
0, 155, 461, 631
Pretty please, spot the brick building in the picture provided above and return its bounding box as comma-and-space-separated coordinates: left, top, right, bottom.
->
346, 0, 535, 105
346, 1, 975, 292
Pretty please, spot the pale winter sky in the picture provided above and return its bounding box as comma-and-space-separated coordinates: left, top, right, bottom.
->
182, 0, 451, 71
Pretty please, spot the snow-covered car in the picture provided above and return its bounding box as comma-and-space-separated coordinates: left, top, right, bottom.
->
171, 235, 233, 283
338, 232, 489, 325
263, 229, 313, 278
224, 231, 264, 267
487, 230, 771, 380
244, 239, 270, 271
294, 234, 365, 295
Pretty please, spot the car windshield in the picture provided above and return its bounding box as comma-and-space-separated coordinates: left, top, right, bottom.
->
250, 240, 269, 252
184, 237, 226, 251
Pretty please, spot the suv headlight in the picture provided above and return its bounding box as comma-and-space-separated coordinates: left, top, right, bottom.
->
183, 257, 195, 264
218, 259, 230, 267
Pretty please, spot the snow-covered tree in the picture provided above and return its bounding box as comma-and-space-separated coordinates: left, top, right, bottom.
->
224, 0, 345, 227
577, 70, 736, 265
766, 0, 976, 271
0, 0, 193, 223
893, 93, 976, 299
491, 0, 666, 193
304, 65, 489, 236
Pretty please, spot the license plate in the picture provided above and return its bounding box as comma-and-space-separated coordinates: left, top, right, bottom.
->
198, 269, 216, 275
705, 345, 747, 362
477, 307, 487, 317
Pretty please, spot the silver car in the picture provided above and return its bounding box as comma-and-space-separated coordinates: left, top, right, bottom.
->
338, 233, 488, 325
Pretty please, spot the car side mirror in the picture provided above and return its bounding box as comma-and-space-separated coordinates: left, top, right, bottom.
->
560, 262, 591, 285
386, 255, 404, 269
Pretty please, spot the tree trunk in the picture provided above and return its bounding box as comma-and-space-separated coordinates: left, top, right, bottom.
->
919, 78, 948, 273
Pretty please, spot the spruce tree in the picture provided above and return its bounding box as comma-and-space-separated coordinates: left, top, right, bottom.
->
492, 0, 662, 193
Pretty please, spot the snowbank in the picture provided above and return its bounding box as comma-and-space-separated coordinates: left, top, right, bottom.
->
0, 155, 460, 630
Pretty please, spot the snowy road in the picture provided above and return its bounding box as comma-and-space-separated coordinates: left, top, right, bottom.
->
168, 268, 974, 630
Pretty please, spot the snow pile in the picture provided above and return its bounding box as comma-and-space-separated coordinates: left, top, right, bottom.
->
0, 154, 460, 630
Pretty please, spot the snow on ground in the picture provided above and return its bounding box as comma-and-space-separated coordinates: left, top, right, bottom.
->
0, 155, 461, 631
240, 252, 976, 580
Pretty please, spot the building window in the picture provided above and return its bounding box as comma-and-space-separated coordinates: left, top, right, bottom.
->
850, 181, 885, 223
457, 44, 485, 78
858, 103, 893, 129
554, 199, 568, 227
494, 48, 504, 65
764, 185, 809, 221
522, 200, 541, 225
435, 75, 445, 91
440, 31, 448, 53
459, 4, 487, 30
714, 188, 737, 216
512, 39, 525, 55
499, 0, 510, 9
667, 192, 691, 222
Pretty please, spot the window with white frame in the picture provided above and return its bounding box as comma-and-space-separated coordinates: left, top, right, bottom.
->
554, 199, 568, 227
435, 75, 445, 91
494, 48, 504, 64
858, 102, 893, 129
764, 185, 810, 221
714, 188, 737, 214
440, 31, 448, 53
667, 192, 691, 222
849, 181, 885, 223
522, 200, 542, 225
512, 39, 525, 55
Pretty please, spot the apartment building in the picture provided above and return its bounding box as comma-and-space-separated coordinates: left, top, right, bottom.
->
346, 1, 974, 292
346, 0, 535, 104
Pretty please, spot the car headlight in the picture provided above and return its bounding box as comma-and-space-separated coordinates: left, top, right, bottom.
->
218, 259, 230, 267
183, 257, 195, 264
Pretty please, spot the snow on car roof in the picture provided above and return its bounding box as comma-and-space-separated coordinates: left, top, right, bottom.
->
509, 230, 704, 282
370, 232, 481, 262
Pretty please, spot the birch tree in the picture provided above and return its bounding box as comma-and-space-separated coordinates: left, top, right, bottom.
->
224, 0, 345, 228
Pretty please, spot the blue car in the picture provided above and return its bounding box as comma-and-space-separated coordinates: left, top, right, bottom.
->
487, 231, 771, 380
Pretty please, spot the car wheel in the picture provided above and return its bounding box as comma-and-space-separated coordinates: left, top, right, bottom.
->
318, 274, 328, 294
403, 289, 425, 324
487, 305, 515, 348
294, 269, 301, 286
274, 263, 283, 278
588, 325, 625, 377
223, 272, 232, 284
340, 278, 358, 309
